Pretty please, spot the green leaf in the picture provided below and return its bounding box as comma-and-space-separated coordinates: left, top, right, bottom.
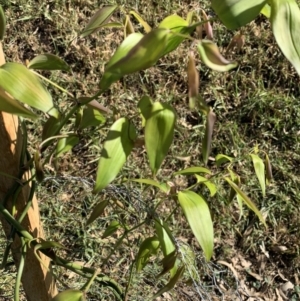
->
178, 190, 214, 261
100, 29, 169, 91
42, 114, 61, 141
211, 0, 267, 30
28, 54, 70, 71
158, 15, 193, 56
224, 177, 267, 227
250, 154, 266, 197
52, 289, 84, 301
158, 250, 178, 277
216, 154, 233, 167
202, 109, 216, 165
197, 40, 238, 71
129, 178, 170, 193
102, 220, 120, 238
136, 236, 160, 272
138, 95, 153, 125
228, 169, 241, 203
0, 5, 6, 40
56, 135, 79, 157
0, 87, 37, 119
0, 62, 55, 115
195, 175, 217, 197
261, 3, 271, 18
129, 10, 151, 33
265, 153, 273, 185
145, 102, 176, 175
154, 219, 175, 257
86, 200, 109, 225
270, 0, 300, 75
152, 266, 185, 300
94, 118, 137, 193
174, 166, 211, 176
81, 5, 118, 37
79, 105, 106, 129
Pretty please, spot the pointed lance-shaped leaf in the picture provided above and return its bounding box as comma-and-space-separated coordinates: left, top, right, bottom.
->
80, 5, 118, 37
42, 114, 61, 141
215, 154, 233, 167
0, 86, 37, 119
0, 5, 6, 40
224, 177, 267, 227
56, 135, 79, 158
201, 9, 213, 40
152, 266, 185, 300
145, 102, 176, 175
211, 0, 267, 30
265, 153, 273, 185
270, 0, 300, 75
202, 108, 216, 165
79, 106, 106, 129
178, 190, 214, 261
129, 178, 170, 194
94, 118, 137, 193
0, 62, 56, 115
250, 154, 266, 197
28, 53, 70, 71
195, 175, 217, 197
102, 220, 120, 238
100, 29, 168, 90
52, 289, 85, 301
129, 10, 151, 33
261, 3, 271, 18
227, 169, 241, 204
138, 95, 153, 126
136, 236, 160, 272
86, 200, 109, 226
197, 40, 238, 71
174, 166, 211, 176
187, 52, 199, 110
124, 14, 135, 37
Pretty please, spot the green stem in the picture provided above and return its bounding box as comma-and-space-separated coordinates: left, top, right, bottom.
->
81, 269, 100, 292
14, 237, 26, 301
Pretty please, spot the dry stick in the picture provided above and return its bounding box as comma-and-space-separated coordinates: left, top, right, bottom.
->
0, 41, 58, 301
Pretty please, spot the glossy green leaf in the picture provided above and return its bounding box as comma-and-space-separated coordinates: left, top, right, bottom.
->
94, 118, 137, 193
136, 236, 160, 272
102, 220, 120, 238
216, 154, 233, 167
145, 102, 176, 175
0, 63, 56, 115
28, 54, 70, 71
56, 135, 79, 157
129, 178, 170, 193
0, 5, 6, 40
265, 153, 273, 185
79, 106, 106, 129
152, 266, 185, 300
270, 0, 300, 75
42, 114, 61, 141
100, 29, 169, 91
86, 200, 109, 225
250, 154, 266, 197
178, 190, 214, 261
52, 289, 84, 301
202, 109, 216, 165
174, 166, 211, 176
195, 175, 217, 197
0, 87, 37, 119
211, 0, 267, 30
197, 40, 238, 71
81, 5, 118, 37
224, 177, 267, 227
130, 10, 151, 33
